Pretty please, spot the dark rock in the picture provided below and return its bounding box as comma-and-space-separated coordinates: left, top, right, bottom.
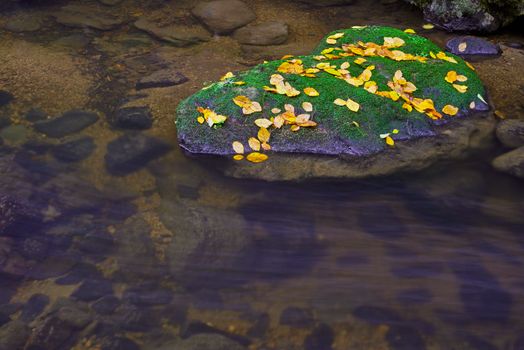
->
26, 314, 79, 350
26, 255, 76, 280
0, 91, 14, 107
0, 320, 30, 350
55, 303, 93, 329
55, 262, 102, 285
92, 295, 120, 315
53, 4, 124, 31
192, 0, 256, 34
21, 294, 50, 322
178, 332, 247, 350
462, 333, 498, 350
105, 132, 171, 176
24, 109, 48, 122
51, 137, 96, 162
390, 262, 444, 279
136, 69, 188, 90
71, 279, 113, 302
33, 109, 99, 138
247, 312, 269, 338
279, 307, 315, 328
304, 323, 334, 350
134, 17, 211, 47
294, 0, 354, 5
0, 195, 42, 237
233, 21, 289, 46
122, 284, 173, 306
111, 106, 153, 130
397, 288, 433, 304
492, 146, 524, 179
386, 325, 426, 350
446, 36, 501, 56
353, 305, 402, 325
75, 229, 114, 258
496, 119, 524, 148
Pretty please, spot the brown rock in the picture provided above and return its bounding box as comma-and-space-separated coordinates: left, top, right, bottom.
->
233, 21, 288, 46
192, 0, 256, 34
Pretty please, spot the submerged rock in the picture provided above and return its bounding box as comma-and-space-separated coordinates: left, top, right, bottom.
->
0, 91, 13, 107
492, 146, 524, 179
233, 21, 289, 46
136, 69, 189, 90
111, 106, 153, 130
34, 110, 99, 138
175, 26, 493, 181
446, 36, 501, 56
191, 0, 256, 34
404, 0, 524, 32
51, 137, 96, 162
134, 17, 211, 47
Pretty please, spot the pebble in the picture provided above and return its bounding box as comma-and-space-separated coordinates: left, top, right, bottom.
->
33, 109, 99, 138
52, 4, 124, 31
105, 132, 171, 176
191, 0, 256, 34
134, 17, 211, 47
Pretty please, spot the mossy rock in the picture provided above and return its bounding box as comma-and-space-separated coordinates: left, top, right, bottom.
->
175, 26, 494, 181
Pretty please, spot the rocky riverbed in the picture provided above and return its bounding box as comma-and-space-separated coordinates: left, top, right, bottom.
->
1, 1, 524, 350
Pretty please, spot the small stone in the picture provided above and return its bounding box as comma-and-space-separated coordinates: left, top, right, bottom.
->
446, 36, 501, 56
233, 21, 289, 46
122, 284, 173, 306
24, 108, 48, 122
33, 109, 99, 138
0, 91, 14, 107
111, 106, 153, 130
105, 133, 171, 176
71, 279, 113, 302
136, 69, 188, 90
51, 136, 96, 162
496, 119, 524, 148
492, 146, 524, 179
134, 17, 211, 46
192, 0, 256, 34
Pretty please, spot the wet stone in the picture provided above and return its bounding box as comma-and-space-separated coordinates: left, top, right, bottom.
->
24, 108, 48, 122
19, 236, 49, 261
21, 294, 50, 322
134, 17, 211, 47
111, 106, 153, 130
0, 91, 14, 107
304, 323, 334, 350
492, 146, 524, 179
91, 295, 120, 315
99, 336, 140, 350
136, 69, 188, 90
462, 333, 498, 350
71, 279, 114, 302
233, 21, 289, 46
0, 124, 29, 145
3, 14, 42, 32
26, 255, 76, 280
279, 306, 315, 328
191, 0, 256, 34
33, 109, 99, 138
105, 132, 171, 176
51, 136, 96, 162
386, 325, 427, 350
113, 303, 155, 332
181, 321, 251, 347
496, 119, 524, 149
0, 116, 11, 129
446, 36, 501, 56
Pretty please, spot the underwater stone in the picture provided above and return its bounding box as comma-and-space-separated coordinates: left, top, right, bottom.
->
136, 69, 189, 90
51, 136, 96, 162
233, 21, 289, 46
279, 307, 315, 328
53, 4, 124, 31
111, 106, 153, 130
192, 0, 256, 34
175, 26, 494, 181
34, 109, 99, 138
134, 17, 211, 47
24, 108, 47, 122
71, 279, 114, 302
304, 323, 335, 350
20, 294, 50, 322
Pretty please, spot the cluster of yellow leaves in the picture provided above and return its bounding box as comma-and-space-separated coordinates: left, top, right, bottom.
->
263, 74, 300, 97
380, 128, 399, 146
335, 38, 428, 63
325, 32, 345, 45
196, 107, 227, 127
231, 127, 271, 162
442, 104, 459, 116
233, 95, 262, 115
444, 70, 468, 93
334, 98, 360, 112
271, 103, 318, 132
430, 51, 458, 64
277, 59, 319, 78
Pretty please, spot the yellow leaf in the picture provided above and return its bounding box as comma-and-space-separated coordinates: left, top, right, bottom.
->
442, 104, 458, 116
281, 54, 294, 60
271, 107, 281, 114
246, 152, 268, 163
248, 137, 261, 151
233, 154, 244, 161
392, 129, 399, 134
302, 102, 313, 112
254, 118, 273, 128
422, 23, 434, 30
326, 38, 337, 44
243, 101, 262, 115
465, 61, 475, 70
404, 28, 416, 34
334, 98, 347, 106
304, 87, 319, 97
456, 74, 468, 82
232, 141, 244, 154
329, 32, 345, 39
261, 142, 271, 151
220, 72, 235, 81
197, 116, 205, 124
233, 95, 251, 107
389, 91, 400, 101
385, 135, 395, 146
340, 61, 350, 70
324, 68, 342, 76
354, 57, 367, 65
384, 37, 405, 48
402, 103, 413, 112
458, 42, 467, 52
445, 71, 457, 83
494, 110, 505, 119
273, 115, 284, 128
234, 81, 246, 85
453, 84, 468, 93
290, 125, 300, 132
258, 127, 270, 143
346, 98, 360, 112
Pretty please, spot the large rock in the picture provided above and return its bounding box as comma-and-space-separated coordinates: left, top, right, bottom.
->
492, 146, 524, 179
175, 26, 494, 181
405, 0, 524, 32
192, 0, 256, 34
52, 4, 124, 31
233, 21, 289, 46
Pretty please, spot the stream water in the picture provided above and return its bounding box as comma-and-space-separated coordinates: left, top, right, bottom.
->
1, 1, 524, 350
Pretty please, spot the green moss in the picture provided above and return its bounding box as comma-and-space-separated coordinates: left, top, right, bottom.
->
176, 26, 486, 156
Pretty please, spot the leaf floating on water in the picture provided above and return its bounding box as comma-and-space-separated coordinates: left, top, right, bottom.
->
233, 155, 244, 161
302, 102, 313, 112
258, 127, 270, 143
246, 152, 268, 163
304, 87, 319, 97
255, 118, 273, 128
232, 141, 244, 154
248, 137, 261, 151
458, 42, 467, 52
442, 104, 458, 116
422, 23, 434, 30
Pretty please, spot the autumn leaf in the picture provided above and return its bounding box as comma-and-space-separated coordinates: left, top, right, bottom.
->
258, 127, 270, 143
458, 42, 467, 52
422, 23, 434, 29
453, 84, 468, 93
255, 118, 273, 128
442, 104, 458, 116
233, 155, 244, 161
404, 28, 416, 34
385, 135, 395, 146
246, 152, 268, 163
232, 141, 244, 154
220, 71, 235, 81
302, 102, 313, 112
248, 137, 261, 151
304, 87, 319, 96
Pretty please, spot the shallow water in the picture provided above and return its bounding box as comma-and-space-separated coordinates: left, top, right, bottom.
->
1, 0, 524, 350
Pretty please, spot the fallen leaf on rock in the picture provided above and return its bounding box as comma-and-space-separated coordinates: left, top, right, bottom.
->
422, 23, 434, 30
197, 116, 205, 124
442, 104, 458, 116
458, 42, 467, 52
232, 141, 244, 154
271, 107, 281, 114
302, 102, 313, 112
220, 72, 235, 81
258, 127, 270, 143
404, 28, 416, 33
453, 84, 468, 93
233, 155, 244, 160
304, 87, 319, 96
255, 118, 273, 128
385, 135, 395, 146
334, 98, 360, 112
248, 137, 261, 151
197, 107, 227, 127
